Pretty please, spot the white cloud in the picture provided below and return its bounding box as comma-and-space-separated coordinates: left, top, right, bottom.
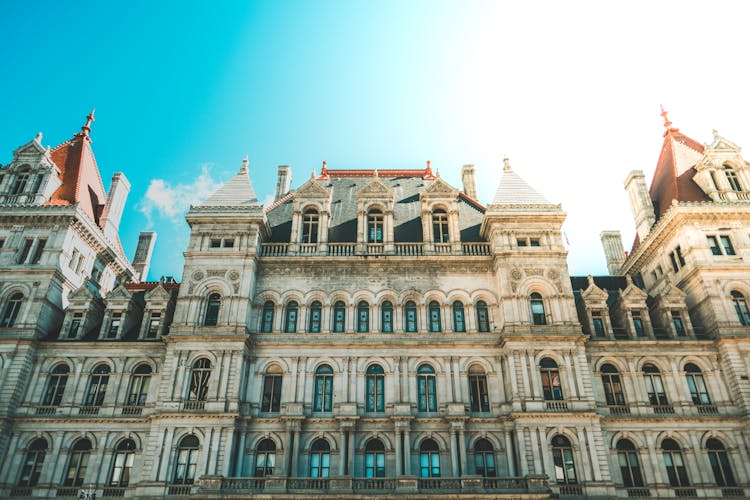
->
138, 165, 222, 225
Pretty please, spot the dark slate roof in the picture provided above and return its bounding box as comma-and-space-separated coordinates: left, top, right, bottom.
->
266, 175, 486, 243
570, 275, 645, 307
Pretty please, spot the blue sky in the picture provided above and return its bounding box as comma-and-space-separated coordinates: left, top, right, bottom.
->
2, 1, 750, 279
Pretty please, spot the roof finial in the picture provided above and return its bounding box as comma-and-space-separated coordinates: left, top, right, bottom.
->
239, 155, 249, 174
660, 104, 673, 130
503, 156, 511, 171
81, 108, 95, 138
34, 132, 43, 143
311, 168, 316, 179
321, 160, 327, 174
425, 160, 433, 177
373, 168, 379, 178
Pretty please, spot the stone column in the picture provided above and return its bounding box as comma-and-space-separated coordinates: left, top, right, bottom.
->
504, 432, 516, 476
290, 429, 299, 477
283, 428, 292, 476
348, 430, 355, 476
458, 429, 467, 476
449, 428, 459, 476
339, 430, 347, 475
395, 430, 402, 475
404, 430, 411, 475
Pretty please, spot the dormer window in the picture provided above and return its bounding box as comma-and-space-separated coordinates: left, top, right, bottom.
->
11, 173, 29, 195
724, 164, 742, 192
591, 310, 605, 337
707, 235, 735, 256
68, 313, 83, 338
302, 209, 319, 244
367, 209, 384, 243
432, 209, 449, 243
671, 311, 686, 336
106, 313, 122, 338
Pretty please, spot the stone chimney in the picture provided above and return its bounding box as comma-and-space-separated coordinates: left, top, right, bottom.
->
100, 173, 130, 240
624, 170, 656, 241
132, 232, 157, 281
275, 165, 291, 201
600, 231, 626, 275
461, 164, 477, 200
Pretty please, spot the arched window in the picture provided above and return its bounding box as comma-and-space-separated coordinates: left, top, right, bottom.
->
1, 292, 23, 327
476, 300, 490, 332
381, 301, 393, 333
365, 439, 386, 478
357, 301, 370, 333
204, 293, 220, 326
600, 364, 626, 407
254, 439, 276, 477
474, 439, 496, 477
261, 301, 274, 333
365, 364, 384, 412
367, 209, 384, 243
540, 358, 563, 401
18, 438, 47, 487
468, 365, 489, 412
452, 301, 465, 332
302, 208, 319, 244
173, 435, 199, 485
642, 364, 669, 410
42, 364, 69, 406
724, 164, 742, 192
405, 301, 418, 332
662, 439, 689, 487
684, 363, 711, 405
64, 438, 92, 487
419, 439, 441, 477
83, 364, 110, 407
616, 439, 644, 487
188, 359, 211, 402
551, 435, 577, 484
432, 209, 449, 243
308, 301, 322, 333
731, 291, 750, 325
706, 438, 737, 487
109, 439, 136, 487
417, 364, 437, 412
314, 365, 333, 412
284, 301, 298, 333
261, 365, 283, 412
428, 301, 442, 332
332, 301, 346, 333
126, 364, 152, 406
530, 293, 546, 325
309, 439, 330, 478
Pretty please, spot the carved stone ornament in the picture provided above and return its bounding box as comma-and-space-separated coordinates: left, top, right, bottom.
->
228, 270, 240, 281
192, 271, 204, 281
510, 268, 523, 281
547, 269, 559, 280
207, 269, 226, 277
525, 268, 544, 277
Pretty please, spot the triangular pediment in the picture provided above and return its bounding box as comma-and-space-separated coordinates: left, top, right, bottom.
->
69, 284, 95, 301
581, 277, 608, 302
620, 277, 648, 300
357, 177, 394, 198
295, 177, 330, 198
145, 283, 173, 301
657, 281, 687, 300
106, 284, 133, 301
421, 176, 458, 198
707, 132, 741, 153
12, 135, 47, 159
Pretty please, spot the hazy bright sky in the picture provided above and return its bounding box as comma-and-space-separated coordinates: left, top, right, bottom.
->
2, 1, 749, 279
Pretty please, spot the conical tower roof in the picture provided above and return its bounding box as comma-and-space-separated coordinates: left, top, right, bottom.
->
489, 157, 557, 207
201, 157, 259, 207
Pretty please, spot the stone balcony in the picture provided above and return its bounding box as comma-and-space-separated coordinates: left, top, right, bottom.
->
259, 242, 491, 258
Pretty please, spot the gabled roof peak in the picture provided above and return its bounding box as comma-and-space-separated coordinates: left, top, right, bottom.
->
200, 158, 259, 207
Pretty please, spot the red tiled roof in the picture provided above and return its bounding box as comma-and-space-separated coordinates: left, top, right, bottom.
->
126, 281, 180, 292
47, 133, 107, 226
317, 168, 435, 179
649, 128, 709, 220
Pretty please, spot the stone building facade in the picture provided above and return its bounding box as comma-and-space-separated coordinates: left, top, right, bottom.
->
0, 113, 748, 499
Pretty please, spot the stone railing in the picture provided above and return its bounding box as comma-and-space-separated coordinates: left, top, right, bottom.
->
210, 475, 548, 495
259, 242, 490, 257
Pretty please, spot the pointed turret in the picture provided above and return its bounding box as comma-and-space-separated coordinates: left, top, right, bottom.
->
489, 157, 558, 208
200, 157, 260, 207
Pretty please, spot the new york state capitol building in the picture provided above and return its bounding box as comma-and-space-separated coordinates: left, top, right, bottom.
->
0, 112, 749, 499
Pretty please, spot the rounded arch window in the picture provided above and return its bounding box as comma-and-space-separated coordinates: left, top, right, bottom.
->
18, 438, 48, 487
417, 364, 437, 412
706, 438, 736, 487
530, 292, 546, 325
261, 364, 283, 413
452, 301, 465, 332
474, 438, 496, 477
42, 363, 70, 407
127, 363, 152, 406
600, 363, 625, 407
616, 439, 644, 487
84, 364, 110, 407
204, 293, 221, 326
405, 300, 418, 332
188, 359, 212, 402
476, 300, 490, 332
109, 439, 136, 487
661, 438, 689, 487
309, 439, 330, 478
432, 209, 449, 243
731, 290, 750, 325
357, 301, 370, 333
261, 301, 275, 333
428, 301, 442, 332
539, 358, 563, 401
551, 435, 577, 484
284, 301, 298, 333
173, 435, 199, 485
313, 365, 334, 412
302, 208, 319, 244
365, 364, 385, 412
365, 439, 385, 478
419, 438, 440, 477
64, 438, 92, 487
2, 292, 24, 327
468, 364, 489, 412
380, 300, 393, 333
255, 438, 276, 477
332, 301, 346, 333
308, 300, 322, 333
367, 208, 384, 243
684, 363, 711, 405
724, 163, 742, 191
